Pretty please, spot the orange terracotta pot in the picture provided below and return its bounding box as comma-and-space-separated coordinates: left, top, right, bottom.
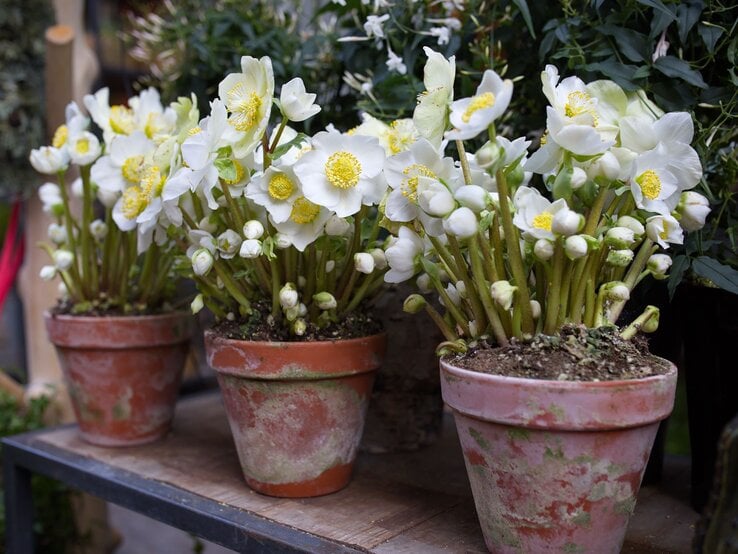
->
45, 312, 193, 447
205, 331, 386, 498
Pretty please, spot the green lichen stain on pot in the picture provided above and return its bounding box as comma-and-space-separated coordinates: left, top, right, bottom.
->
547, 404, 565, 422
507, 428, 531, 441
562, 542, 585, 553
571, 510, 591, 527
112, 388, 133, 421
587, 482, 609, 502
606, 462, 626, 476
442, 371, 462, 385
573, 454, 594, 464
469, 427, 490, 451
544, 445, 565, 460
614, 496, 637, 515
486, 521, 521, 549
68, 384, 103, 423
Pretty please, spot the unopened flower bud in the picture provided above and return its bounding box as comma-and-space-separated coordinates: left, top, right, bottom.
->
293, 318, 307, 336
607, 249, 634, 267
57, 281, 68, 298
48, 223, 67, 245
279, 283, 299, 309
534, 239, 554, 261
416, 273, 432, 293
325, 260, 336, 273
475, 141, 501, 169
369, 248, 387, 270
89, 219, 108, 241
297, 275, 307, 288
443, 207, 477, 239
190, 294, 204, 314
570, 167, 587, 190
647, 254, 672, 276
454, 185, 488, 213
552, 208, 584, 236
199, 216, 218, 234
678, 191, 710, 232
217, 229, 242, 258
53, 250, 74, 271
403, 293, 427, 314
354, 252, 375, 274
441, 283, 461, 307
298, 303, 308, 317
418, 179, 455, 217
468, 320, 478, 337
274, 233, 292, 249
490, 280, 517, 311
588, 151, 621, 181
239, 239, 262, 259
455, 280, 467, 299
530, 299, 541, 319
313, 291, 337, 310
564, 235, 588, 260
97, 187, 118, 208
39, 265, 57, 281
641, 307, 660, 333
284, 305, 300, 321
191, 248, 213, 276
605, 227, 636, 249
325, 215, 351, 236
71, 178, 84, 198
605, 282, 630, 301
616, 216, 645, 236
242, 220, 264, 240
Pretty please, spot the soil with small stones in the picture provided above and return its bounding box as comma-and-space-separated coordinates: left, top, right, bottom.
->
212, 301, 383, 342
446, 324, 671, 382
50, 299, 170, 317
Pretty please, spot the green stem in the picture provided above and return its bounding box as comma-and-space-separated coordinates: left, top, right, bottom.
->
221, 180, 245, 232
269, 119, 289, 152
80, 165, 98, 297
269, 256, 281, 319
469, 236, 508, 345
213, 262, 252, 313
431, 275, 471, 336
620, 305, 659, 340
455, 140, 473, 185
447, 235, 487, 333
583, 184, 609, 236
543, 240, 564, 335
189, 191, 204, 222
424, 303, 458, 342
56, 172, 87, 298
428, 236, 460, 283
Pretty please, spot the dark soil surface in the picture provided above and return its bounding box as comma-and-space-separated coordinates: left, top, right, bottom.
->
446, 324, 672, 382
50, 298, 172, 317
212, 301, 383, 342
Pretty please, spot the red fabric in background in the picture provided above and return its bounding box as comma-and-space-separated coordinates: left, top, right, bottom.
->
0, 202, 25, 313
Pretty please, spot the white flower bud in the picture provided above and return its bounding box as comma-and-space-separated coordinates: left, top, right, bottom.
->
475, 141, 501, 169
551, 208, 584, 236
217, 229, 242, 259
606, 282, 630, 301
297, 275, 307, 288
678, 191, 710, 232
191, 294, 204, 314
313, 292, 337, 310
89, 219, 108, 241
70, 177, 84, 198
97, 187, 119, 208
468, 320, 478, 337
605, 227, 636, 249
239, 239, 262, 259
279, 283, 299, 309
616, 216, 645, 236
369, 248, 387, 270
403, 294, 427, 314
530, 300, 541, 319
284, 305, 300, 321
39, 183, 63, 213
199, 216, 218, 234
455, 280, 467, 299
298, 303, 308, 317
39, 265, 57, 281
416, 273, 432, 293
274, 233, 292, 249
534, 239, 554, 261
242, 220, 264, 240
607, 249, 634, 267
570, 167, 588, 190
647, 254, 672, 275
417, 178, 455, 217
293, 318, 307, 336
564, 235, 588, 260
324, 215, 351, 236
490, 280, 517, 311
191, 248, 214, 276
443, 207, 478, 239
57, 281, 68, 298
30, 146, 69, 174
587, 151, 621, 181
325, 260, 336, 273
354, 252, 375, 274
454, 185, 488, 213
441, 283, 461, 307
48, 223, 67, 245
53, 250, 74, 271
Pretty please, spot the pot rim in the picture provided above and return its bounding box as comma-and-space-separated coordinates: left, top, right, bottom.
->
203, 328, 387, 348
43, 309, 192, 323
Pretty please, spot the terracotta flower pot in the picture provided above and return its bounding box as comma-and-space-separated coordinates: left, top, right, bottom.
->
205, 331, 386, 498
441, 357, 677, 553
45, 311, 193, 447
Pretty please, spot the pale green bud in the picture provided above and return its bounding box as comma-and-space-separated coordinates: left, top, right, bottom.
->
490, 280, 517, 311
605, 227, 636, 249
606, 249, 634, 267
190, 294, 204, 314
313, 291, 337, 310
403, 294, 427, 314
279, 283, 299, 309
293, 318, 307, 336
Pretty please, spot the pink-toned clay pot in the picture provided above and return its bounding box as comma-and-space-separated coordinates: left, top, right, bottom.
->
205, 331, 386, 498
441, 357, 677, 553
45, 312, 193, 447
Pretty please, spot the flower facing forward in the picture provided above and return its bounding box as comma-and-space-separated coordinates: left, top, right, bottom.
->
92, 132, 155, 196
271, 196, 332, 251
445, 69, 513, 140
246, 165, 302, 223
294, 130, 385, 217
512, 186, 569, 241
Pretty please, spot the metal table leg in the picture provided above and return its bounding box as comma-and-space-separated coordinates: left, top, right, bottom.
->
4, 448, 34, 554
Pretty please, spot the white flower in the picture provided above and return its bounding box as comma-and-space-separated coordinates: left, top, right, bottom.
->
239, 239, 262, 258
271, 196, 331, 251
619, 111, 695, 154
490, 280, 517, 311
551, 206, 584, 236
454, 185, 489, 212
364, 14, 390, 38
646, 214, 684, 249
30, 147, 69, 174
570, 166, 588, 189
616, 216, 645, 236
68, 131, 102, 166
416, 273, 432, 293
384, 226, 424, 283
445, 69, 513, 140
217, 230, 242, 259
648, 254, 672, 275
39, 183, 63, 213
354, 252, 375, 274
39, 265, 56, 281
191, 248, 214, 276
294, 130, 386, 217
417, 177, 455, 218
279, 284, 299, 309
443, 207, 477, 238
534, 239, 554, 261
512, 186, 568, 241
564, 235, 588, 259
413, 47, 455, 148
369, 248, 387, 270
586, 151, 620, 181
53, 250, 74, 271
324, 214, 351, 236
605, 227, 636, 249
246, 164, 302, 223
91, 132, 155, 195
89, 220, 108, 241
274, 233, 292, 249
280, 78, 321, 122
677, 191, 710, 232
242, 220, 265, 240
218, 55, 274, 158
48, 223, 67, 244
429, 26, 450, 45
386, 48, 407, 75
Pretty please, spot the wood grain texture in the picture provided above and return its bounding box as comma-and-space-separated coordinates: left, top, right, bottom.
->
37, 393, 697, 552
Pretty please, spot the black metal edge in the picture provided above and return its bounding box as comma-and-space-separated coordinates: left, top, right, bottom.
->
2, 435, 364, 554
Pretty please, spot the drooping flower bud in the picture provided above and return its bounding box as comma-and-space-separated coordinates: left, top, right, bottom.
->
551, 207, 584, 236
354, 252, 375, 274
416, 273, 432, 293
274, 233, 292, 249
279, 283, 299, 309
677, 191, 710, 232
369, 248, 387, 270
313, 291, 337, 310
239, 239, 262, 259
604, 282, 630, 301
440, 283, 461, 308
616, 216, 645, 236
242, 220, 264, 240
39, 265, 57, 281
475, 141, 501, 169
325, 214, 351, 236
605, 227, 636, 249
190, 294, 204, 314
570, 167, 587, 190
48, 223, 67, 245
564, 235, 588, 260
490, 280, 517, 311
647, 254, 672, 276
606, 249, 634, 267
534, 239, 554, 261
403, 293, 427, 314
191, 248, 213, 276
454, 185, 488, 213
443, 207, 477, 239
53, 249, 74, 271
530, 299, 541, 319
292, 318, 307, 336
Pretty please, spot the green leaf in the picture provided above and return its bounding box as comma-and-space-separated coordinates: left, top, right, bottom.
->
420, 256, 440, 281
676, 1, 703, 44
692, 256, 738, 295
667, 255, 690, 299
584, 59, 639, 90
214, 158, 237, 182
653, 56, 708, 89
511, 0, 536, 38
637, 0, 677, 21
272, 133, 308, 160
596, 24, 649, 63
552, 165, 573, 201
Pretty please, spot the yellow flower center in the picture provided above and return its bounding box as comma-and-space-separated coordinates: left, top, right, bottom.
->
121, 186, 148, 220
346, 126, 358, 136
289, 197, 320, 224
222, 160, 245, 186
122, 155, 145, 183
564, 91, 598, 125
325, 151, 361, 189
75, 138, 90, 154
188, 126, 203, 136
144, 113, 160, 139
636, 170, 662, 200
401, 164, 437, 202
52, 125, 68, 148
268, 173, 295, 200
140, 166, 165, 199
109, 105, 135, 134
387, 121, 415, 155
532, 212, 553, 231
540, 131, 548, 146
227, 84, 262, 132
462, 92, 496, 123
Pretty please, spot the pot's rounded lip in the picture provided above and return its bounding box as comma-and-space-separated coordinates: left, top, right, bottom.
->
440, 354, 677, 389
204, 329, 387, 348
44, 310, 192, 323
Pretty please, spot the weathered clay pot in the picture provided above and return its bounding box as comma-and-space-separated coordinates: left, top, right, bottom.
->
441, 357, 677, 553
205, 331, 386, 498
45, 312, 193, 447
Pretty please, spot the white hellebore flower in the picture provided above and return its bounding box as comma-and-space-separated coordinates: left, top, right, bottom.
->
445, 69, 513, 141
677, 191, 710, 232
413, 47, 455, 148
564, 235, 588, 259
534, 239, 554, 261
53, 250, 74, 271
191, 248, 214, 276
354, 252, 375, 274
239, 239, 262, 259
242, 220, 265, 240
294, 130, 385, 217
39, 265, 57, 281
384, 226, 424, 283
512, 186, 568, 241
271, 196, 331, 252
279, 284, 299, 309
91, 131, 155, 196
648, 253, 672, 275
443, 207, 478, 239
551, 206, 584, 236
646, 215, 684, 249
324, 214, 351, 236
217, 230, 242, 259
39, 183, 63, 213
280, 78, 321, 122
30, 147, 69, 174
48, 223, 67, 245
68, 131, 102, 166
605, 227, 636, 249
246, 165, 302, 224
454, 185, 489, 213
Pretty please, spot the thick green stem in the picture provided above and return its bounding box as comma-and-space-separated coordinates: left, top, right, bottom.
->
269, 256, 281, 319
269, 119, 288, 152
424, 303, 458, 342
79, 165, 98, 296
189, 191, 204, 222
543, 240, 564, 335
469, 236, 508, 345
213, 262, 252, 313
430, 275, 470, 336
447, 235, 487, 333
221, 180, 245, 231
583, 184, 609, 236
56, 172, 87, 297
455, 140, 473, 185
428, 236, 460, 283
620, 305, 659, 339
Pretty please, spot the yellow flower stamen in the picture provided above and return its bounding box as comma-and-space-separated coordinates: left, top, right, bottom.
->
462, 92, 496, 123
144, 113, 159, 139
121, 186, 148, 220
540, 131, 548, 146
227, 83, 262, 131
122, 155, 145, 183
52, 125, 68, 148
346, 126, 358, 136
325, 151, 361, 189
289, 197, 320, 224
110, 105, 135, 135
532, 212, 553, 231
636, 170, 662, 201
268, 173, 295, 200
75, 138, 90, 154
564, 91, 598, 125
401, 164, 436, 202
222, 160, 245, 186
188, 126, 203, 136
387, 121, 415, 155
140, 166, 165, 199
